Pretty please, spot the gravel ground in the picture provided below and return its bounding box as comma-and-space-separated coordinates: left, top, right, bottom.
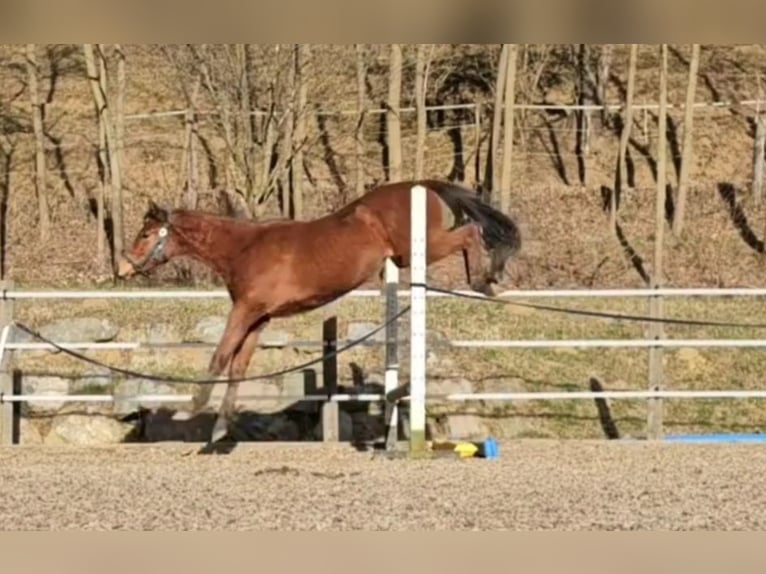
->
1, 440, 765, 530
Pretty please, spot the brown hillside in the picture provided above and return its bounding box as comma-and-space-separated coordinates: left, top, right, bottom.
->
0, 44, 765, 289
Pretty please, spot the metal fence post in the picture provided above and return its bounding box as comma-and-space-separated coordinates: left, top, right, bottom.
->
383, 257, 400, 449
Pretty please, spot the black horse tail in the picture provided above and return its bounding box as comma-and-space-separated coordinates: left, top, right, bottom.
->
428, 180, 522, 258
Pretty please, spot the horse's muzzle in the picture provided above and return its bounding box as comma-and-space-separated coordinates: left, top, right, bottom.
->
116, 256, 136, 278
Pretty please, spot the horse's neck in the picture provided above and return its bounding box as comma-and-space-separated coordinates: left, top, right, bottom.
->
171, 211, 259, 276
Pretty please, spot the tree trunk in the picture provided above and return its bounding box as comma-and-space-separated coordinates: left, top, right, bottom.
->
575, 44, 591, 186
499, 44, 518, 212
488, 44, 509, 197
612, 43, 637, 231
25, 44, 50, 241
386, 44, 403, 182
83, 44, 108, 266
110, 44, 125, 265
414, 44, 429, 180
179, 74, 202, 209
672, 43, 700, 236
292, 44, 309, 220
355, 44, 367, 197
598, 44, 613, 124
280, 47, 295, 218
236, 44, 256, 200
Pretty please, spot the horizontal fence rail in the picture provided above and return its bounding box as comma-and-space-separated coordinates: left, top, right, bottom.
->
6, 287, 766, 299
6, 263, 766, 445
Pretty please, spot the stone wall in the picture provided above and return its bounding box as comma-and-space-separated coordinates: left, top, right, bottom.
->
9, 315, 482, 446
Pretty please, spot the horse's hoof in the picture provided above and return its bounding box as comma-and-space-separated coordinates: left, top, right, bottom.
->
210, 417, 229, 444
470, 280, 496, 297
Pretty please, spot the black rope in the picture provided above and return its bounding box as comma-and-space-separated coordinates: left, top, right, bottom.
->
418, 284, 766, 330
12, 305, 411, 386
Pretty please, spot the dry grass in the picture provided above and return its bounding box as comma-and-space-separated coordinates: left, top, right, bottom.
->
11, 288, 766, 440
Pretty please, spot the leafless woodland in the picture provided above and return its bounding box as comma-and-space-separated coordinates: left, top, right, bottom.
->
2, 44, 766, 289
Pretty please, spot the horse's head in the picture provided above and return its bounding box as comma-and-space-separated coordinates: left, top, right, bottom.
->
116, 200, 176, 278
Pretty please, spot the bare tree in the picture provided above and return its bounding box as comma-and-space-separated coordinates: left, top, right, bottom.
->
354, 44, 367, 196
672, 43, 700, 236
83, 44, 109, 266
414, 44, 432, 180
25, 44, 50, 240
499, 44, 518, 213
292, 44, 310, 219
612, 43, 638, 231
386, 44, 403, 182
280, 45, 295, 217
111, 44, 126, 260
597, 44, 614, 123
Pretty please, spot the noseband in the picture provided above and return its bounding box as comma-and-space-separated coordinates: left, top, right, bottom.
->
122, 225, 169, 275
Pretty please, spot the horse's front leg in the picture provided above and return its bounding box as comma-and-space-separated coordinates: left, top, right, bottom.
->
208, 303, 262, 376
209, 317, 269, 444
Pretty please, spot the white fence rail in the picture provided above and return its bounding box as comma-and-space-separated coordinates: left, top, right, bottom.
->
4, 185, 766, 446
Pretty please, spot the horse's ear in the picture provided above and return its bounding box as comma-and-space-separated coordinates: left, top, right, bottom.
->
146, 199, 169, 223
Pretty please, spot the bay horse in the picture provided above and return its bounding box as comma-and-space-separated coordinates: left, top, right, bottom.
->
116, 179, 521, 446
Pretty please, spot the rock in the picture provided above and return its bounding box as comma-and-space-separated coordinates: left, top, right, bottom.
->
146, 323, 181, 344
346, 322, 385, 345
112, 378, 191, 414
45, 415, 134, 445
71, 368, 113, 394
39, 317, 119, 343
445, 414, 484, 440
8, 325, 33, 344
21, 376, 70, 413
260, 330, 292, 347
137, 379, 191, 410
211, 381, 287, 414
189, 316, 225, 344
113, 379, 140, 415
18, 417, 43, 445
428, 378, 474, 397
313, 410, 353, 441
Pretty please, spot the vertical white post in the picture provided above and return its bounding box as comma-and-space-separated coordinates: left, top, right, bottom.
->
383, 257, 399, 450
409, 184, 428, 453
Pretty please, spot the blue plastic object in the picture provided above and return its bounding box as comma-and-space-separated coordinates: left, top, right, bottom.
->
665, 433, 766, 443
481, 437, 499, 459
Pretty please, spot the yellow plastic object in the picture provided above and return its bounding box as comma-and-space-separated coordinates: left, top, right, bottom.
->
453, 442, 479, 458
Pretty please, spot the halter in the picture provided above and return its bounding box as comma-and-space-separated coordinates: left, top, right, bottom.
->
122, 224, 170, 275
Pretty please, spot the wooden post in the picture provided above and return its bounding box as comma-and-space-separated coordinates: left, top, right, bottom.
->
474, 102, 482, 190
499, 44, 518, 213
383, 258, 400, 450
386, 44, 403, 182
321, 316, 339, 442
754, 115, 765, 206
648, 44, 668, 441
0, 280, 14, 445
